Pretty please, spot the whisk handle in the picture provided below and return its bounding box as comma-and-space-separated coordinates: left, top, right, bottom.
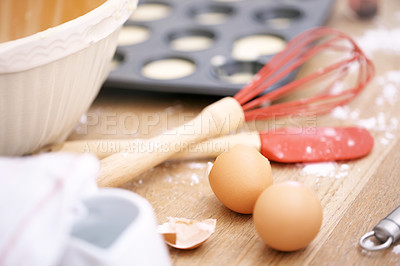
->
97, 97, 244, 187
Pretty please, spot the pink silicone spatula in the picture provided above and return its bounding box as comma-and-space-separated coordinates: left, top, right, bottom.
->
257, 126, 373, 162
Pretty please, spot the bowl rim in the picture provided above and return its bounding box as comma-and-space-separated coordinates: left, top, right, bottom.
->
0, 0, 137, 74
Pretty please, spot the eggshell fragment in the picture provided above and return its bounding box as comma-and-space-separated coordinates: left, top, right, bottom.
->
157, 217, 216, 249
253, 181, 323, 252
208, 144, 273, 214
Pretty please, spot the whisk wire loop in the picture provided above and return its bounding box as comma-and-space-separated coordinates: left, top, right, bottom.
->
233, 27, 375, 121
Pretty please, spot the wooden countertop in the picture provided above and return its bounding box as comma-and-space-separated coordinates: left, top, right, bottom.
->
68, 0, 400, 264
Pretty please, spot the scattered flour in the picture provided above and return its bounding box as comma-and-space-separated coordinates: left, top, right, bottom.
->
300, 162, 349, 179
187, 162, 211, 170
189, 173, 200, 186
128, 161, 211, 187
330, 106, 360, 120
361, 239, 375, 254
163, 161, 212, 186
379, 138, 390, 145
360, 239, 375, 254
79, 114, 88, 124
301, 162, 336, 177
393, 244, 400, 255
356, 27, 400, 56
363, 239, 374, 248
163, 103, 184, 114
356, 112, 397, 132
330, 71, 400, 146
75, 113, 89, 134
375, 71, 400, 106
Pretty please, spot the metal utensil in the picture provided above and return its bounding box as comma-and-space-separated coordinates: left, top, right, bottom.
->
360, 205, 400, 251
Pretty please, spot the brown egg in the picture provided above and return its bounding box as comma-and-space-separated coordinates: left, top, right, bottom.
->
208, 144, 273, 214
253, 181, 323, 252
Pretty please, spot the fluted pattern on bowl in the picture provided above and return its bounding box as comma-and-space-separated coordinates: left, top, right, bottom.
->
0, 0, 137, 156
0, 30, 119, 156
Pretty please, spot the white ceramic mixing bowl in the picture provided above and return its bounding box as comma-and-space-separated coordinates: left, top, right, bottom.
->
0, 0, 137, 156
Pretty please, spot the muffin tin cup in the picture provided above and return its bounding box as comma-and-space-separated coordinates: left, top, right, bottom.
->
105, 0, 334, 96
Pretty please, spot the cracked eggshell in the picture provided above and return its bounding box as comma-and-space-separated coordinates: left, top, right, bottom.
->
157, 217, 216, 250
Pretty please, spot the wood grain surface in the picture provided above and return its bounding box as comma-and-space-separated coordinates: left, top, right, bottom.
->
67, 0, 400, 264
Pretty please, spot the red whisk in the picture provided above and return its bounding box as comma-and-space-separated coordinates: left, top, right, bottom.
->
98, 27, 374, 187
236, 27, 373, 120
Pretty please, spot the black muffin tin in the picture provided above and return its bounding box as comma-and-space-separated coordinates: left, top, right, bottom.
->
104, 0, 334, 96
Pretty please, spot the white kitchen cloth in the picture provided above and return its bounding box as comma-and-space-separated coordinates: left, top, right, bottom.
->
0, 153, 99, 266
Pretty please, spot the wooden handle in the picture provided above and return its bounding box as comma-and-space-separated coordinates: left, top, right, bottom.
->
39, 131, 261, 161
37, 139, 139, 159
97, 97, 244, 187
172, 131, 261, 160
